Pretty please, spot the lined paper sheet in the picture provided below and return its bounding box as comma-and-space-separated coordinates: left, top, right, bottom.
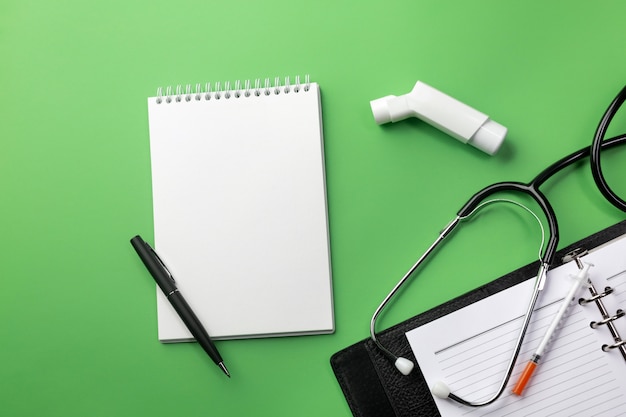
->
407, 235, 626, 416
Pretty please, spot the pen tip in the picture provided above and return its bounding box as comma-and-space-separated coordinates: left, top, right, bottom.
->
218, 362, 230, 377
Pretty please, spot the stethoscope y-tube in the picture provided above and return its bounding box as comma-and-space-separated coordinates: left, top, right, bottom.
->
370, 85, 626, 407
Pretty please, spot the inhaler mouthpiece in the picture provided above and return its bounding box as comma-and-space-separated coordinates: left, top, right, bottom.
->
370, 81, 507, 155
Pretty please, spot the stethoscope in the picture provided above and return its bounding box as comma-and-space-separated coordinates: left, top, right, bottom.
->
370, 85, 626, 407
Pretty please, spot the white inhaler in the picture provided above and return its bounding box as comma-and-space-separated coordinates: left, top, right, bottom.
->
370, 81, 507, 155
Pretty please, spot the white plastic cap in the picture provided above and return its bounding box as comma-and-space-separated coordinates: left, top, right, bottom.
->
468, 119, 507, 155
370, 96, 391, 124
431, 381, 451, 399
394, 357, 415, 375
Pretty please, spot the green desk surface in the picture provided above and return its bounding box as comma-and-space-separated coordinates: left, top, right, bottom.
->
2, 1, 626, 416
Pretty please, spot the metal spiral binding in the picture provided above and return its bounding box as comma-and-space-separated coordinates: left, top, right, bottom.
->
155, 75, 311, 104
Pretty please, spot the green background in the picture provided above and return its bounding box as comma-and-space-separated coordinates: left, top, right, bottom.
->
2, 1, 626, 416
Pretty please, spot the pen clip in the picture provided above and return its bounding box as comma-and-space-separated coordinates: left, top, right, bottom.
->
148, 243, 176, 284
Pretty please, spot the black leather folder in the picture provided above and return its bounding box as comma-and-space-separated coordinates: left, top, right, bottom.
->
330, 220, 626, 417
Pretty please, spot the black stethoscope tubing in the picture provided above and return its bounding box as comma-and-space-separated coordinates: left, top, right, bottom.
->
460, 85, 626, 266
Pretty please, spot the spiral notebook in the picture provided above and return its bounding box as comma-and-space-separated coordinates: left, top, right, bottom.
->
146, 76, 334, 341
331, 220, 626, 417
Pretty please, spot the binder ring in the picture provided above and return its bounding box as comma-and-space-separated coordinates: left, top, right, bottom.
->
590, 309, 625, 329
602, 338, 626, 352
578, 286, 613, 305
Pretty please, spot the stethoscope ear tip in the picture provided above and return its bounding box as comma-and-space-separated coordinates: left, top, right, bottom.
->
431, 381, 451, 399
394, 357, 415, 375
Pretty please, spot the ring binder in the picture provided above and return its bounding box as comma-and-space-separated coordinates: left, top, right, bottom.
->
604, 338, 626, 351
331, 220, 626, 417
580, 278, 626, 360
578, 286, 613, 304
155, 75, 311, 104
590, 309, 624, 328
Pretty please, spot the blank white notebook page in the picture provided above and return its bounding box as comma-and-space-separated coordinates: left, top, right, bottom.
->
407, 234, 626, 417
147, 80, 333, 341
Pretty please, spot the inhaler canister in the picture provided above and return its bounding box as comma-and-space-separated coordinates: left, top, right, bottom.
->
370, 81, 507, 155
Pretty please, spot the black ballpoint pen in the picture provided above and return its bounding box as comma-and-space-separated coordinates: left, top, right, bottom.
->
130, 235, 230, 377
